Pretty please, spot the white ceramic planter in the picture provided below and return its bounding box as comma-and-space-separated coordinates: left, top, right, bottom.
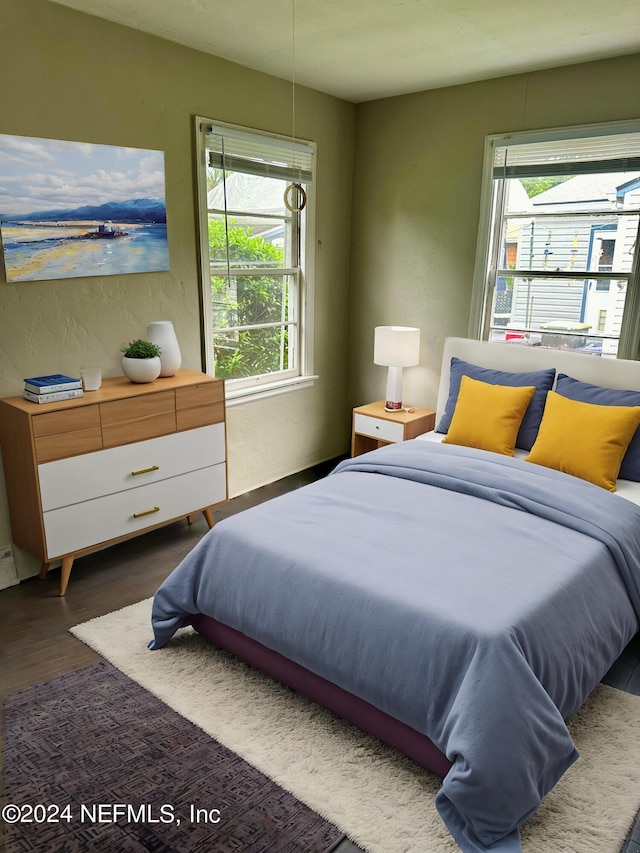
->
121, 356, 162, 383
147, 320, 182, 377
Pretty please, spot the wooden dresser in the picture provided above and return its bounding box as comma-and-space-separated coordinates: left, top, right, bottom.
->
0, 370, 227, 595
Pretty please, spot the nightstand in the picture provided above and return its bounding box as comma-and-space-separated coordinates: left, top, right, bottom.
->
351, 401, 436, 457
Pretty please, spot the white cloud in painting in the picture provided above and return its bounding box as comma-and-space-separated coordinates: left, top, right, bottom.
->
0, 134, 166, 217
0, 136, 58, 167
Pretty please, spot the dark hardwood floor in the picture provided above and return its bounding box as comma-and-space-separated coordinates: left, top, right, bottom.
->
2, 455, 640, 852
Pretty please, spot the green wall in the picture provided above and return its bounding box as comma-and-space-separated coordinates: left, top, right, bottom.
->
2, 0, 640, 583
349, 53, 640, 412
0, 0, 355, 579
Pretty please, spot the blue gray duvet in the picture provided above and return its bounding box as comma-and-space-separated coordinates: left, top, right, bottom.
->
150, 441, 640, 852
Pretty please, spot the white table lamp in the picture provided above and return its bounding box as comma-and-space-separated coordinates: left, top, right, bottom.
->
374, 326, 421, 412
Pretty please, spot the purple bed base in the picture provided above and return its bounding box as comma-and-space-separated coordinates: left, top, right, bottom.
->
190, 613, 453, 779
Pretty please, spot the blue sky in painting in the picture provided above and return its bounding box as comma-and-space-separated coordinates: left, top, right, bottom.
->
0, 134, 166, 218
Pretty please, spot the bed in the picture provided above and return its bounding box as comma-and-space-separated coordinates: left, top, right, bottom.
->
149, 336, 640, 853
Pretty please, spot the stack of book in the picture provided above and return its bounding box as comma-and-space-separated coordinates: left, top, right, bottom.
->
23, 374, 84, 404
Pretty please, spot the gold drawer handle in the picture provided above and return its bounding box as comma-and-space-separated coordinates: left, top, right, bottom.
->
131, 465, 159, 476
133, 506, 160, 519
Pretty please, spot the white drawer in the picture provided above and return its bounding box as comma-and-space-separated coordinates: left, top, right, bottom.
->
353, 413, 404, 443
43, 463, 226, 558
39, 423, 225, 511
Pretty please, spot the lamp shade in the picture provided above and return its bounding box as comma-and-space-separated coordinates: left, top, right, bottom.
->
374, 326, 420, 367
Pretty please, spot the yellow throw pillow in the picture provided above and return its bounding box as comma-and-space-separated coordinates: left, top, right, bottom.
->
524, 391, 640, 491
442, 375, 535, 456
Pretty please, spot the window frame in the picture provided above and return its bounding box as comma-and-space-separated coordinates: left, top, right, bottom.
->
195, 117, 317, 405
469, 120, 640, 360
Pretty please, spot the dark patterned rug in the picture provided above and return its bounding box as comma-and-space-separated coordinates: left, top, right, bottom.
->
2, 661, 345, 852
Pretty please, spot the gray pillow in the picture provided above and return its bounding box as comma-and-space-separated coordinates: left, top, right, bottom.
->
436, 357, 556, 451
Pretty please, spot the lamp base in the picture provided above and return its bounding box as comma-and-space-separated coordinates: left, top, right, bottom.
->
384, 366, 403, 413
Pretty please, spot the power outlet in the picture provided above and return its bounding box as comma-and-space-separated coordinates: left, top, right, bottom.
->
0, 545, 19, 589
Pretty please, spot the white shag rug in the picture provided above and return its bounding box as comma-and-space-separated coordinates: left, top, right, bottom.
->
70, 598, 640, 853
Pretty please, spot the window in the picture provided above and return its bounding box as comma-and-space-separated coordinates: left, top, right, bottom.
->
598, 309, 607, 332
195, 118, 316, 401
470, 122, 640, 359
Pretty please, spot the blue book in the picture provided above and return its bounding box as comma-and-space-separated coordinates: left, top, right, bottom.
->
24, 373, 82, 394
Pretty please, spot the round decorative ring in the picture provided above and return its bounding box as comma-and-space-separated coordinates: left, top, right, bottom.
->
284, 182, 307, 212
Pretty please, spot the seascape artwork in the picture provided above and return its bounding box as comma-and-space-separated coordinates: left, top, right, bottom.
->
0, 134, 169, 282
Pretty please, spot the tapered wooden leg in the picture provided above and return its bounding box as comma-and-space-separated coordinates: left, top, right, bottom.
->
40, 562, 50, 580
202, 507, 215, 529
59, 555, 75, 596
186, 514, 194, 525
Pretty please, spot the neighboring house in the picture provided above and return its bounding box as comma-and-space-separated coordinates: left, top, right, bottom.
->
495, 172, 640, 355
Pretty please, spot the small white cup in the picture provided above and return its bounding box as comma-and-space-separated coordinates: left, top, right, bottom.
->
80, 367, 102, 391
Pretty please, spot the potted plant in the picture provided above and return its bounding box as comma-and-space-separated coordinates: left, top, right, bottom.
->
121, 339, 162, 383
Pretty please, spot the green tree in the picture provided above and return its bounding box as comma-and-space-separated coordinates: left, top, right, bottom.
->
520, 176, 572, 198
209, 219, 288, 379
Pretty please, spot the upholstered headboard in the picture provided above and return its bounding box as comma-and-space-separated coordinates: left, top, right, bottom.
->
436, 337, 640, 424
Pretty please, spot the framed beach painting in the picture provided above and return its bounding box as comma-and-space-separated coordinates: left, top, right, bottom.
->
0, 134, 169, 283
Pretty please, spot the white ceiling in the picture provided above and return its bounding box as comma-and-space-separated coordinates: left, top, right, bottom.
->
50, 0, 640, 103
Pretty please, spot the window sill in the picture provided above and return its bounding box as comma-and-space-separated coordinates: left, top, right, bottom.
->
225, 374, 319, 407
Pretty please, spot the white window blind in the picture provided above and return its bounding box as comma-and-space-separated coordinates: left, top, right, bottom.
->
203, 122, 314, 184
493, 127, 640, 177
